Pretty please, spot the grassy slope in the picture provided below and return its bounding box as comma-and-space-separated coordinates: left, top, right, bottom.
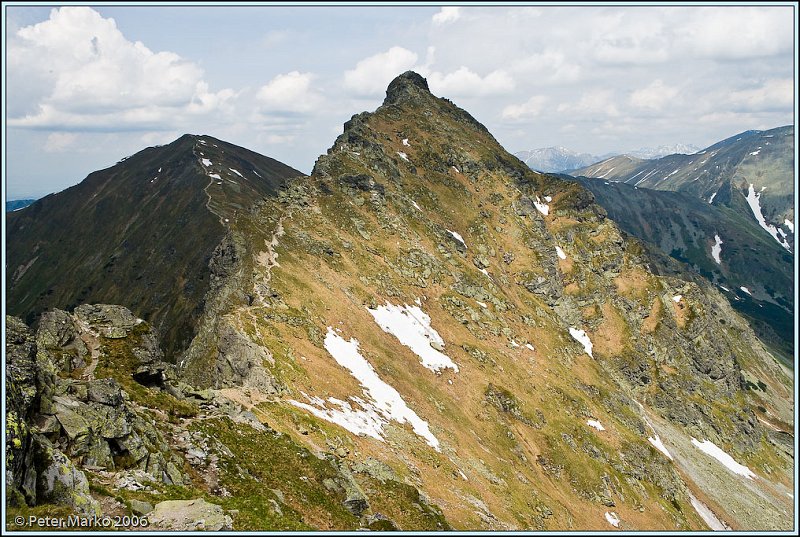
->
6, 135, 301, 358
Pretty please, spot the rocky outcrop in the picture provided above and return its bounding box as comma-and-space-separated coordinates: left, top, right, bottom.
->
5, 305, 188, 514
211, 324, 280, 394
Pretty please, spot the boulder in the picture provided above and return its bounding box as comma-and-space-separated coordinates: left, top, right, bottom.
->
34, 437, 99, 515
149, 498, 233, 531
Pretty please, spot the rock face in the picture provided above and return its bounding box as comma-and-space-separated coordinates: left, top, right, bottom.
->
5, 305, 187, 514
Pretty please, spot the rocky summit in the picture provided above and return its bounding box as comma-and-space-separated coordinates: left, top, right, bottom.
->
5, 72, 794, 531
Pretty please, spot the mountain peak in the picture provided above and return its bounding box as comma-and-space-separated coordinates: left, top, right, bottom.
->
384, 71, 431, 105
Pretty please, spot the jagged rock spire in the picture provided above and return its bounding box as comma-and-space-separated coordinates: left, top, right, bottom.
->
383, 71, 432, 105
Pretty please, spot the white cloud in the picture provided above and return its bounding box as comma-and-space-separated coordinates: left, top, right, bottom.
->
502, 95, 548, 120
44, 132, 78, 152
630, 79, 679, 110
8, 7, 233, 130
344, 46, 418, 96
427, 67, 514, 97
587, 11, 671, 65
432, 7, 461, 25
678, 7, 793, 60
511, 49, 582, 83
256, 71, 323, 113
727, 79, 793, 112
558, 90, 619, 117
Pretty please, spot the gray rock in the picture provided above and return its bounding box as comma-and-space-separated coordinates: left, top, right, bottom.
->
214, 324, 281, 394
87, 378, 124, 406
129, 499, 153, 516
149, 498, 233, 531
54, 401, 90, 441
34, 437, 100, 515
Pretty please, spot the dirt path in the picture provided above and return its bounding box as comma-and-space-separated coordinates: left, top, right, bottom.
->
75, 316, 101, 380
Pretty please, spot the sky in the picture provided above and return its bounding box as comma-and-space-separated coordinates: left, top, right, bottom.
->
3, 2, 797, 199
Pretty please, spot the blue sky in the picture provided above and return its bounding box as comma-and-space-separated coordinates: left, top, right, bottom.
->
4, 3, 796, 199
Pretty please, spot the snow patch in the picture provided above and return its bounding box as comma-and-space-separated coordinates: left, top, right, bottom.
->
687, 491, 729, 530
648, 436, 673, 460
525, 343, 535, 351
672, 295, 682, 303
691, 438, 756, 479
708, 191, 718, 204
556, 246, 567, 260
587, 419, 605, 431
604, 512, 620, 528
411, 200, 422, 211
402, 138, 410, 146
569, 328, 593, 357
478, 267, 490, 278
510, 340, 520, 348
533, 197, 549, 216
201, 158, 212, 167
291, 328, 441, 450
749, 150, 760, 156
397, 151, 409, 162
784, 219, 794, 233
740, 286, 752, 296
719, 285, 730, 292
229, 168, 244, 178
544, 195, 552, 202
447, 229, 466, 249
476, 301, 488, 308
745, 184, 791, 250
208, 173, 221, 180
367, 303, 459, 373
711, 234, 723, 264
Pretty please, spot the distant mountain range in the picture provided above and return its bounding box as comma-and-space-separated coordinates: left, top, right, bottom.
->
514, 147, 599, 173
573, 126, 794, 250
514, 143, 701, 173
6, 198, 37, 212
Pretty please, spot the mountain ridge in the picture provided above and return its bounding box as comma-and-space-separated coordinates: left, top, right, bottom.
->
5, 72, 794, 531
6, 133, 302, 357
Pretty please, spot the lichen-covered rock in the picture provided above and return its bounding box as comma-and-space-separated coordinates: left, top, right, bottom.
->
149, 498, 233, 531
213, 323, 281, 394
36, 309, 88, 373
6, 316, 39, 504
34, 436, 99, 515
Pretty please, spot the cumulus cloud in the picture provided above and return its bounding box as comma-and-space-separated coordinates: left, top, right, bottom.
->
502, 96, 548, 120
510, 49, 582, 84
557, 90, 619, 117
727, 79, 793, 112
427, 67, 514, 97
678, 7, 792, 60
343, 46, 418, 96
256, 71, 323, 113
432, 7, 461, 25
7, 7, 233, 130
629, 79, 679, 110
